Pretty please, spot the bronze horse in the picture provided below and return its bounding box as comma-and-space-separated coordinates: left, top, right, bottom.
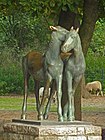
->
21, 26, 70, 121
21, 51, 44, 119
43, 26, 86, 121
38, 26, 70, 121
61, 27, 86, 121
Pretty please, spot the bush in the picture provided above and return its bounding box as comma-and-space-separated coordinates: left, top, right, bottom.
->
85, 19, 105, 91
90, 19, 105, 56
0, 48, 30, 95
0, 49, 22, 95
85, 48, 105, 91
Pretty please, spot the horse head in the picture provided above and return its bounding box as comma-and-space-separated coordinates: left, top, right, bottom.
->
50, 26, 68, 43
61, 27, 79, 53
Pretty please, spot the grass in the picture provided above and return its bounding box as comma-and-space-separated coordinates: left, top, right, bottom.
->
82, 106, 105, 112
0, 96, 57, 112
0, 96, 105, 112
0, 96, 35, 110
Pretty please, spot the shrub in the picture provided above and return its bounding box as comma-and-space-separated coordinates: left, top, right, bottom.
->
85, 48, 105, 91
0, 48, 23, 95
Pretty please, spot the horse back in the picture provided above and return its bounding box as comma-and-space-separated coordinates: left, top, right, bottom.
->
22, 51, 44, 76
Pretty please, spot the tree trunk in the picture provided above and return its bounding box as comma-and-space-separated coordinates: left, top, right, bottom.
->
58, 0, 99, 120
81, 75, 91, 99
80, 0, 99, 56
58, 6, 80, 30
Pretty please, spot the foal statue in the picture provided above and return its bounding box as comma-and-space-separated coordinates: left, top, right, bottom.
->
39, 26, 69, 122
61, 27, 86, 121
43, 26, 86, 122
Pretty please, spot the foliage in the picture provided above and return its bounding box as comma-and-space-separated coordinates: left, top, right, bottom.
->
85, 48, 105, 90
0, 48, 22, 95
0, 47, 35, 95
85, 18, 105, 91
0, 0, 83, 17
0, 0, 83, 62
0, 0, 105, 21
0, 10, 51, 95
0, 12, 50, 53
89, 19, 105, 56
98, 0, 105, 18
0, 0, 105, 52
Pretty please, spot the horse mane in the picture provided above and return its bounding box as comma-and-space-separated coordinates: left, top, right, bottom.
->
72, 31, 83, 60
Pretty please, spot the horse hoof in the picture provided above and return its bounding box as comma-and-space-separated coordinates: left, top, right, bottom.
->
63, 115, 67, 121
38, 115, 44, 120
21, 114, 26, 120
44, 114, 48, 120
67, 117, 75, 121
58, 117, 63, 122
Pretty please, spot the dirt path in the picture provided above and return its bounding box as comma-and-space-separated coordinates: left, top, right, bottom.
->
82, 96, 105, 127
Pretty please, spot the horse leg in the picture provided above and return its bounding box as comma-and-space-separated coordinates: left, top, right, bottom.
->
56, 75, 63, 122
38, 76, 52, 120
21, 74, 30, 120
96, 90, 99, 96
101, 91, 104, 96
62, 103, 68, 121
44, 80, 56, 119
34, 80, 40, 118
65, 71, 74, 121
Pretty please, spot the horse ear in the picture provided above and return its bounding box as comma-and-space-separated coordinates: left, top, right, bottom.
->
70, 26, 74, 30
76, 28, 79, 33
49, 26, 58, 31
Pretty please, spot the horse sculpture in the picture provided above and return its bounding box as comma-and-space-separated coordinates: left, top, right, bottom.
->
61, 27, 86, 121
39, 26, 69, 121
21, 51, 44, 120
21, 26, 70, 121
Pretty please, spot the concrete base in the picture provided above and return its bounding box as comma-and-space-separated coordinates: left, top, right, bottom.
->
3, 119, 102, 140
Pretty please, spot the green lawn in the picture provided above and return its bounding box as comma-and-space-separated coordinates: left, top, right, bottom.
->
0, 96, 35, 110
82, 106, 105, 112
0, 96, 105, 112
0, 96, 57, 111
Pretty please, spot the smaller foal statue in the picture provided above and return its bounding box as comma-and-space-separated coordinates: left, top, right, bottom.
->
39, 26, 69, 122
61, 27, 86, 121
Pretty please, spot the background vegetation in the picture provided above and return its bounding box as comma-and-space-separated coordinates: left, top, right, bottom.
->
86, 20, 105, 92
0, 0, 105, 95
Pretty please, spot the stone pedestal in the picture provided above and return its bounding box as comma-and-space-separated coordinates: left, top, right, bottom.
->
3, 119, 102, 140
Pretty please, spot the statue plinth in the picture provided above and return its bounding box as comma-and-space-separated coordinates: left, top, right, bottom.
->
3, 119, 102, 140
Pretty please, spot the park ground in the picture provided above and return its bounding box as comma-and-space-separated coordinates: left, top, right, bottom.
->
0, 95, 105, 128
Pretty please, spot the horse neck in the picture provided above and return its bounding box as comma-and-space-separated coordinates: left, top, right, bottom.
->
47, 39, 62, 60
72, 36, 85, 64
